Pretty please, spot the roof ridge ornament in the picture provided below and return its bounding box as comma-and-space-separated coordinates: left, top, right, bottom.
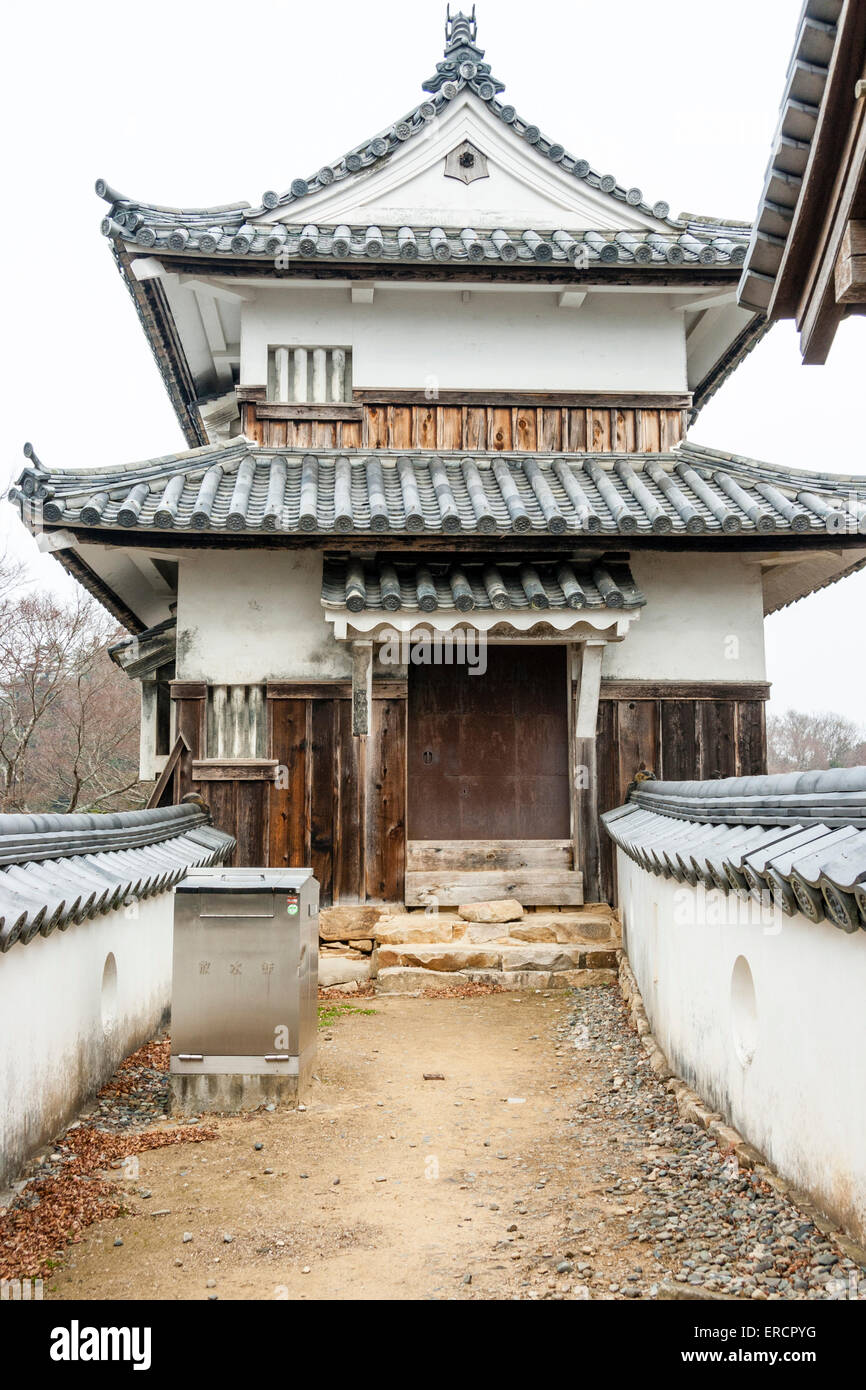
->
423, 5, 505, 97
445, 5, 477, 50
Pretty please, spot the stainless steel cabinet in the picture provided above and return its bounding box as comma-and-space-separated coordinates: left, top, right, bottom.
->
170, 868, 318, 1097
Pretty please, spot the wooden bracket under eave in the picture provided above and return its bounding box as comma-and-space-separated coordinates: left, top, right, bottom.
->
834, 220, 866, 304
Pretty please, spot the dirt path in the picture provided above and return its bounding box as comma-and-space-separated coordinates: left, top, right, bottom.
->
44, 985, 858, 1301
48, 990, 635, 1301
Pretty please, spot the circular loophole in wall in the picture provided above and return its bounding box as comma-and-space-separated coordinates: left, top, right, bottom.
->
101, 952, 118, 1032
730, 955, 758, 1066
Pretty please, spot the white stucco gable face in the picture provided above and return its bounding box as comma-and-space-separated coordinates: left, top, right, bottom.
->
260, 92, 673, 233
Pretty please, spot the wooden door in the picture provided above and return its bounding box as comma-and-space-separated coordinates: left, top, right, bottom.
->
407, 645, 570, 840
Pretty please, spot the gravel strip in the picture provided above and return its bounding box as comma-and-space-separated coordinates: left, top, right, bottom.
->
561, 986, 864, 1300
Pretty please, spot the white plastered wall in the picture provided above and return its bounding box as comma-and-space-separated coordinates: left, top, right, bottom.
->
239, 285, 688, 394
601, 552, 767, 681
617, 850, 866, 1245
175, 549, 766, 686
0, 894, 173, 1190
176, 550, 351, 683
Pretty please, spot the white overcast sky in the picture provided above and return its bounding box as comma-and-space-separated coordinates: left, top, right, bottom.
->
2, 0, 864, 722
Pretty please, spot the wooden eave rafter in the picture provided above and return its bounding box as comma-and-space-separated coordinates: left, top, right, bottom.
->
769, 0, 866, 360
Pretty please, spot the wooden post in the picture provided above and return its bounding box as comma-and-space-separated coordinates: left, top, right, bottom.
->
139, 679, 159, 781
574, 641, 606, 903
352, 641, 373, 737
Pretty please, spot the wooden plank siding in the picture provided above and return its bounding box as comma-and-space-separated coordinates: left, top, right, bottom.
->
266, 690, 405, 907
239, 400, 686, 452
594, 688, 768, 905
169, 679, 406, 906
170, 676, 766, 910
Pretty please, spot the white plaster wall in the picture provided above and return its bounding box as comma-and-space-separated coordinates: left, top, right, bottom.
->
240, 286, 687, 393
176, 549, 766, 686
0, 894, 173, 1189
602, 552, 767, 681
177, 549, 350, 684
617, 850, 866, 1244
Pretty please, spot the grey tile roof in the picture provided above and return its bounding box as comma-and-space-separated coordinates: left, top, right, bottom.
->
101, 217, 749, 269
0, 801, 234, 953
738, 0, 842, 311
321, 555, 645, 614
602, 766, 866, 933
95, 13, 750, 263
12, 439, 866, 541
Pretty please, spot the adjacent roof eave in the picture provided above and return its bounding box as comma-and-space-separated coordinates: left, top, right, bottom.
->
738, 0, 866, 364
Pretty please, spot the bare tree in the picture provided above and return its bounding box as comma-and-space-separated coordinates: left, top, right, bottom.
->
767, 708, 866, 775
0, 555, 146, 813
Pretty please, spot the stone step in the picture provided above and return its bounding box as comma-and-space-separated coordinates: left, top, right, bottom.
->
375, 965, 618, 994
374, 907, 618, 947
375, 943, 618, 973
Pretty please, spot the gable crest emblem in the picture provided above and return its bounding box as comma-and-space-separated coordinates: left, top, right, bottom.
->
444, 140, 489, 185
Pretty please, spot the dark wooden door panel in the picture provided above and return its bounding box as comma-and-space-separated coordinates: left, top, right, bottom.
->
408, 646, 569, 841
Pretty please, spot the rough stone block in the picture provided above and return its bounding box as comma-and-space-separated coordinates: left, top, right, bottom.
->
317, 955, 371, 988
466, 922, 512, 944
507, 922, 558, 943
556, 969, 618, 989
374, 913, 458, 945
708, 1120, 745, 1152
376, 947, 501, 973
458, 899, 523, 924
462, 970, 507, 988
319, 904, 399, 941
581, 949, 619, 970
500, 945, 579, 972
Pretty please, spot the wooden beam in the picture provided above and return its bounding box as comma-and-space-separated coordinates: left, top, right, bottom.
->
674, 290, 738, 313
169, 680, 207, 700
265, 679, 407, 700
193, 759, 279, 781
599, 679, 772, 701
404, 868, 584, 908
254, 402, 363, 421
160, 251, 740, 291
146, 731, 190, 809
835, 219, 866, 302
351, 388, 694, 409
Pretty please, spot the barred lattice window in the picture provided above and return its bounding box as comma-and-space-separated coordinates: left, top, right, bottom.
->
267, 346, 352, 403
